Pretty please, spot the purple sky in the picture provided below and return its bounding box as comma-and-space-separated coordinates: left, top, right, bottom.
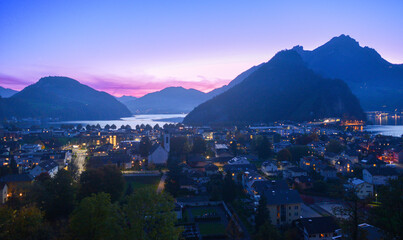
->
1, 0, 402, 97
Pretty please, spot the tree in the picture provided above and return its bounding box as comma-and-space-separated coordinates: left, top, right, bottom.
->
139, 136, 152, 157
145, 124, 152, 131
369, 177, 403, 239
277, 148, 292, 162
79, 166, 125, 202
0, 206, 51, 240
153, 124, 160, 130
48, 170, 77, 219
326, 140, 344, 154
192, 136, 206, 154
207, 173, 224, 201
124, 189, 182, 240
169, 136, 190, 157
110, 124, 117, 130
333, 189, 368, 240
222, 172, 237, 203
255, 195, 269, 232
28, 170, 77, 220
254, 136, 272, 160
69, 193, 123, 240
230, 140, 238, 156
104, 124, 110, 130
165, 157, 182, 197
287, 145, 311, 163
253, 221, 281, 240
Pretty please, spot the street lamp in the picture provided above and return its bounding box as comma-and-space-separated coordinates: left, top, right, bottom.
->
375, 193, 378, 203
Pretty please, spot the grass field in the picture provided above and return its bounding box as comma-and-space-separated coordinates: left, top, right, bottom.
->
124, 175, 161, 193
198, 222, 226, 235
190, 208, 217, 217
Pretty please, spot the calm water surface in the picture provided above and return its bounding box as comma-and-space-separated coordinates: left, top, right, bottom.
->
52, 114, 187, 128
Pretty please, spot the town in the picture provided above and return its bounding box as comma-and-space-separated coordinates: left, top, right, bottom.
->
0, 119, 401, 240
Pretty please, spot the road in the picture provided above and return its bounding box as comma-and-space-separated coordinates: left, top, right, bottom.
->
301, 203, 322, 218
156, 173, 167, 194
72, 149, 87, 174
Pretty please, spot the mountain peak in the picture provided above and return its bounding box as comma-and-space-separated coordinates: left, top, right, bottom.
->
326, 34, 360, 48
37, 76, 80, 86
269, 50, 305, 67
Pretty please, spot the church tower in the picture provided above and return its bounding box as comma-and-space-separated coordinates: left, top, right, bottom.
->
164, 133, 170, 152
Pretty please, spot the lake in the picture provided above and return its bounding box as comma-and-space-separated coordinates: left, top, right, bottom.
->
52, 113, 402, 137
52, 114, 187, 128
365, 125, 403, 137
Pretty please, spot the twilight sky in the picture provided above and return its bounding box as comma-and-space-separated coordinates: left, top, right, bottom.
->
1, 0, 402, 97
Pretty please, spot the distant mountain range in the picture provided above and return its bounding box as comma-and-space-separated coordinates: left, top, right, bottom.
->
122, 35, 403, 115
0, 86, 18, 98
206, 63, 264, 98
1, 35, 400, 122
116, 95, 137, 104
0, 76, 131, 121
292, 34, 403, 111
124, 87, 209, 114
120, 64, 265, 114
183, 50, 366, 125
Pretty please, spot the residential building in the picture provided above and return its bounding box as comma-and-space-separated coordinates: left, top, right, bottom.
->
148, 144, 168, 165
254, 180, 302, 225
363, 167, 399, 185
296, 216, 339, 240
30, 160, 59, 178
283, 167, 308, 179
0, 182, 7, 204
345, 178, 373, 199
261, 161, 279, 176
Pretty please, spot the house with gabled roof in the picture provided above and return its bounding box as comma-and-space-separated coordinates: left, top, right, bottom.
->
30, 160, 59, 178
148, 144, 168, 165
295, 216, 339, 240
363, 167, 399, 185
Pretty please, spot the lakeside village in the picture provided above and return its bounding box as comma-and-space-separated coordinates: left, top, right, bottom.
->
0, 119, 402, 240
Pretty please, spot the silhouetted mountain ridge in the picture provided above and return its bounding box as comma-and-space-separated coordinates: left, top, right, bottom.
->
292, 34, 403, 110
0, 86, 18, 98
184, 50, 366, 125
0, 76, 131, 120
125, 86, 210, 114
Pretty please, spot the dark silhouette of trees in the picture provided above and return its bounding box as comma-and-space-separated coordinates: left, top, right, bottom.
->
369, 177, 403, 239
139, 136, 152, 157
124, 189, 182, 240
253, 221, 281, 240
169, 136, 190, 157
254, 195, 269, 232
326, 139, 345, 154
191, 136, 206, 154
78, 166, 125, 202
69, 193, 123, 240
254, 136, 272, 160
287, 145, 311, 163
223, 172, 237, 203
0, 206, 51, 240
277, 148, 292, 162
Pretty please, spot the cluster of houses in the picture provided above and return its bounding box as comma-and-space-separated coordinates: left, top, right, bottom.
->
0, 120, 402, 239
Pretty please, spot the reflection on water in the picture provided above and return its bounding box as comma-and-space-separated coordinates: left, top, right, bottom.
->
365, 111, 403, 137
52, 114, 187, 128
366, 111, 403, 125
365, 125, 403, 138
